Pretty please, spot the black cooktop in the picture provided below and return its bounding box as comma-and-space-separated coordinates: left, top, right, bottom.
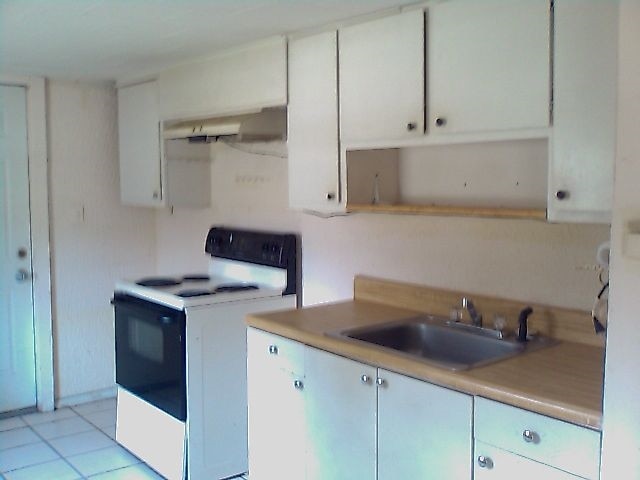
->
136, 275, 211, 287
136, 277, 182, 287
174, 283, 259, 298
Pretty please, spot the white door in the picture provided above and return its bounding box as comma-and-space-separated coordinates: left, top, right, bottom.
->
0, 85, 37, 412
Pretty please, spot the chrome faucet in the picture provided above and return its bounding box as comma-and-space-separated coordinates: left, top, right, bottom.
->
462, 297, 483, 327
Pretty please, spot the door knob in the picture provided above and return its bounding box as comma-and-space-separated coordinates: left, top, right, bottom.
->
15, 269, 31, 282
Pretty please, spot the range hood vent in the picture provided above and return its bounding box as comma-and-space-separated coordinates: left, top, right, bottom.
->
163, 107, 286, 143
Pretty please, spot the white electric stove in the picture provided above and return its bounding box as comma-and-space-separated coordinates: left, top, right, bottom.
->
113, 227, 299, 480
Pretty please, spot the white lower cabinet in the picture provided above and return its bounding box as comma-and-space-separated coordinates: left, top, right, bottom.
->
305, 346, 377, 480
474, 397, 601, 480
378, 369, 473, 480
247, 329, 473, 479
247, 328, 306, 480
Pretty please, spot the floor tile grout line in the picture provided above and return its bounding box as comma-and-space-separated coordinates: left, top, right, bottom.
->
22, 419, 87, 479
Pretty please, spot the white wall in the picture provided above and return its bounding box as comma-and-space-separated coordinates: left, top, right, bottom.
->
157, 141, 609, 311
601, 1, 640, 477
48, 81, 156, 404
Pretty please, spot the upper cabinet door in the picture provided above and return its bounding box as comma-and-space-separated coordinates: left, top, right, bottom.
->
548, 0, 618, 224
339, 10, 425, 143
158, 37, 287, 121
428, 0, 550, 135
117, 81, 163, 207
288, 31, 341, 213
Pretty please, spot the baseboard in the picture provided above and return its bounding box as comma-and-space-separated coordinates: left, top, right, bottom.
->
55, 386, 117, 408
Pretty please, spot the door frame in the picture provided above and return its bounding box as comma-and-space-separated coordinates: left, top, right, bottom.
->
0, 75, 54, 412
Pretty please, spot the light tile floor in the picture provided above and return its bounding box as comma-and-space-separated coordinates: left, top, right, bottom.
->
0, 399, 249, 480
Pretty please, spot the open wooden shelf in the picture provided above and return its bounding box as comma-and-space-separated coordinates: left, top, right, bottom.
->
346, 203, 548, 220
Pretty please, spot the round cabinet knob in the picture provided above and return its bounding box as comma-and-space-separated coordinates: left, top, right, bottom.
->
522, 429, 538, 443
293, 380, 304, 390
360, 374, 371, 384
406, 122, 418, 131
555, 190, 569, 200
152, 191, 159, 199
15, 269, 31, 282
268, 345, 278, 355
477, 456, 493, 469
434, 117, 447, 127
375, 377, 385, 387
326, 193, 335, 201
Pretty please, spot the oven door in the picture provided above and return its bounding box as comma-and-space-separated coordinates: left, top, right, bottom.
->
113, 293, 186, 421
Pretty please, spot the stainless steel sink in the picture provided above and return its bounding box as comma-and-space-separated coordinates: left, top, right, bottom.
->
330, 316, 555, 371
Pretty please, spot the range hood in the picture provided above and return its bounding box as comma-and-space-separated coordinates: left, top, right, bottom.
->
163, 107, 286, 143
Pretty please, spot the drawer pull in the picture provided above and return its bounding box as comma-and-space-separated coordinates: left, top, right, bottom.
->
522, 429, 539, 443
477, 456, 493, 469
268, 345, 278, 355
293, 379, 304, 390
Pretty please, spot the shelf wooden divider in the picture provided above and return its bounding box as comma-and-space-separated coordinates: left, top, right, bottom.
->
346, 203, 548, 220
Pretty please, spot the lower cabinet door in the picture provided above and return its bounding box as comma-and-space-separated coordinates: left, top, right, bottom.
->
247, 330, 306, 480
304, 347, 377, 480
377, 369, 473, 480
474, 441, 585, 480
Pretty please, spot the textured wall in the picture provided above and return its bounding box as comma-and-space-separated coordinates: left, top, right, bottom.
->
156, 141, 609, 311
601, 1, 640, 477
48, 81, 156, 403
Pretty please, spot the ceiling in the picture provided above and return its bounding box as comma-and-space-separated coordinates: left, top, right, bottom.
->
0, 0, 419, 82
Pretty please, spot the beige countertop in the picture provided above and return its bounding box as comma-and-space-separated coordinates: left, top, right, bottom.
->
248, 278, 605, 431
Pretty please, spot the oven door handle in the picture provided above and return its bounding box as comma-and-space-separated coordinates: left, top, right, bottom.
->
158, 315, 176, 325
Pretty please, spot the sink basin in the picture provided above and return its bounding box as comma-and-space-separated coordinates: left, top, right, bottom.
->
330, 316, 554, 371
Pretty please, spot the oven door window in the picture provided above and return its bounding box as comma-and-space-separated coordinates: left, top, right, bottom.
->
114, 295, 186, 421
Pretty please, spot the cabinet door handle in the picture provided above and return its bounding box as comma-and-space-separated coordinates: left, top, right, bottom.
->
522, 429, 538, 443
268, 345, 278, 355
406, 122, 418, 131
375, 377, 385, 387
326, 192, 335, 201
293, 379, 304, 390
477, 456, 493, 469
360, 374, 371, 384
434, 117, 447, 127
555, 190, 569, 200
152, 191, 159, 199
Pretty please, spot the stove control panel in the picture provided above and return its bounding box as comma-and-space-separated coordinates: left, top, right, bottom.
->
205, 227, 297, 269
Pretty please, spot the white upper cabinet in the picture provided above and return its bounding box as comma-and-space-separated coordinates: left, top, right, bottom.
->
117, 80, 211, 209
548, 0, 618, 224
158, 36, 287, 121
118, 80, 163, 207
339, 10, 425, 143
428, 0, 551, 135
288, 31, 341, 212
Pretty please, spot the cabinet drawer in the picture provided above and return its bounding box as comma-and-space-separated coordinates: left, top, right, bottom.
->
474, 397, 600, 479
474, 441, 585, 480
247, 328, 304, 376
